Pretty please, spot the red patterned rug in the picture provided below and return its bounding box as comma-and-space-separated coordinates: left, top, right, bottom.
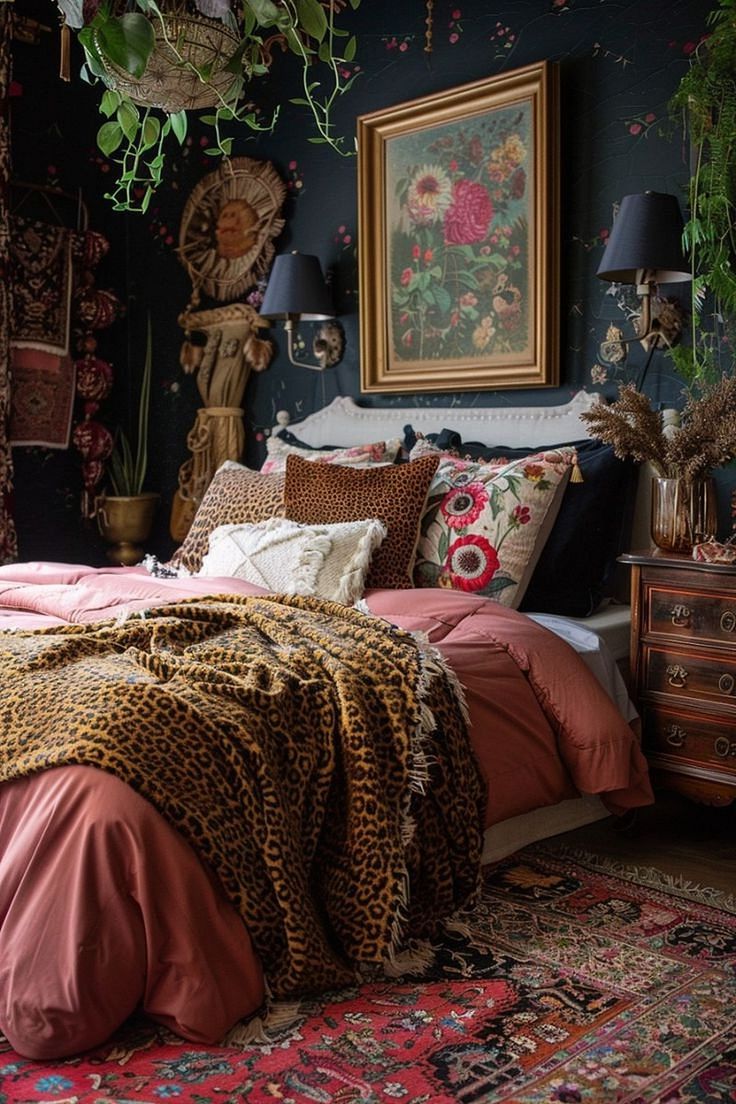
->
1, 846, 734, 1103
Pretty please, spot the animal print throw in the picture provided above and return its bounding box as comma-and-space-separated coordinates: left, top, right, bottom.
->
0, 594, 485, 997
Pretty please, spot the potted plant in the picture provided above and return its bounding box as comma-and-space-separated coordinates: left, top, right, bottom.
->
96, 317, 159, 563
55, 0, 361, 213
581, 378, 736, 552
668, 0, 736, 383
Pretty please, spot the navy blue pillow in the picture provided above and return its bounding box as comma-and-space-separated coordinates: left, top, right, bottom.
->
404, 427, 636, 617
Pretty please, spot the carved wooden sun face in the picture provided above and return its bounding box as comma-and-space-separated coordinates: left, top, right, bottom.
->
178, 157, 286, 303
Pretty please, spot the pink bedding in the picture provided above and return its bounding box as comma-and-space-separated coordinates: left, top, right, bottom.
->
0, 562, 652, 1058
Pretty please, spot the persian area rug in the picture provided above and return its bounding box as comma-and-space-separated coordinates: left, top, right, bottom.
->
1, 846, 734, 1104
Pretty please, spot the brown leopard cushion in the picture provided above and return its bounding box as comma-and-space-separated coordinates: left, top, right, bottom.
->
283, 453, 440, 589
171, 461, 285, 574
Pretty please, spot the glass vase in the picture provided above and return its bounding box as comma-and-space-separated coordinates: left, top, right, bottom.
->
650, 476, 717, 553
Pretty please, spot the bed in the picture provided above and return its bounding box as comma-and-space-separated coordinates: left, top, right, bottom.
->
0, 391, 653, 1060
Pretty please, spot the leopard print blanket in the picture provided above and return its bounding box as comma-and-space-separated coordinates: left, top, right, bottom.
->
0, 593, 485, 998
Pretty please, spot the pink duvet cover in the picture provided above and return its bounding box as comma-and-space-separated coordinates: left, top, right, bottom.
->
0, 562, 652, 1058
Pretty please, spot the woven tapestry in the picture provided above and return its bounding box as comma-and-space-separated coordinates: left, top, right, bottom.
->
9, 348, 75, 448
9, 214, 73, 356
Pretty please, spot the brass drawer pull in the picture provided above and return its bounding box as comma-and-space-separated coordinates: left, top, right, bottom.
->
666, 664, 689, 688
718, 673, 736, 695
666, 724, 688, 747
714, 736, 736, 758
670, 604, 691, 627
721, 610, 736, 633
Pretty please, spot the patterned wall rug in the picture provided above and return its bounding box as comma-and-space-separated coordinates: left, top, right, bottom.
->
1, 846, 735, 1103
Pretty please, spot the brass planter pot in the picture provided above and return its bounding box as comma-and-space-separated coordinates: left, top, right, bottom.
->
96, 493, 160, 565
650, 476, 717, 553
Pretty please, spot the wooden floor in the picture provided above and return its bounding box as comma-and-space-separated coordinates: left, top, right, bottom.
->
553, 787, 736, 896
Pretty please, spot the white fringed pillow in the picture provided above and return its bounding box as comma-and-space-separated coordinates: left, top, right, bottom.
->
198, 516, 388, 605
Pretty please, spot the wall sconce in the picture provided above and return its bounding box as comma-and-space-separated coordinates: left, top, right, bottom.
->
259, 251, 344, 371
596, 191, 691, 387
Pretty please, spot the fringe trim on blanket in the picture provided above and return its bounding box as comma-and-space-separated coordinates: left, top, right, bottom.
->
382, 939, 437, 978
540, 844, 736, 915
385, 629, 474, 967
221, 1000, 306, 1047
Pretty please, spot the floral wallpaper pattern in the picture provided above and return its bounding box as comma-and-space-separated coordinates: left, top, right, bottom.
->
10, 0, 721, 561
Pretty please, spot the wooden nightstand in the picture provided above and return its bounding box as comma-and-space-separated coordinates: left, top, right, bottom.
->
620, 550, 736, 807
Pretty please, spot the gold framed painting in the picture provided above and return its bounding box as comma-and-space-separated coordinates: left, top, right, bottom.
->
358, 61, 559, 394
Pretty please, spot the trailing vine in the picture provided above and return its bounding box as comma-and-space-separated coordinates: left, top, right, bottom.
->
57, 0, 361, 213
668, 0, 736, 382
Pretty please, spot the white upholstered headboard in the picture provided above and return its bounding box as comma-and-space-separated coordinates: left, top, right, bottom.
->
274, 391, 600, 449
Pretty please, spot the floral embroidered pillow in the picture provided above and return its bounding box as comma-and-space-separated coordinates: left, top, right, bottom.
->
410, 441, 576, 608
260, 436, 401, 475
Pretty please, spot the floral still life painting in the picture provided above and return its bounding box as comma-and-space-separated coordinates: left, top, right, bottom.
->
359, 63, 558, 392
390, 110, 531, 362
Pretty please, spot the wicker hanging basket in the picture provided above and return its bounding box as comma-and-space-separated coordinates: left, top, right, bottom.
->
95, 8, 240, 113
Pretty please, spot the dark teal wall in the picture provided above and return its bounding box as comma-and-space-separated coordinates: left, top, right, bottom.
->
11, 0, 718, 562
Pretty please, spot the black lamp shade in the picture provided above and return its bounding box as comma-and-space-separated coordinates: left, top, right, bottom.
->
596, 192, 691, 284
259, 252, 335, 320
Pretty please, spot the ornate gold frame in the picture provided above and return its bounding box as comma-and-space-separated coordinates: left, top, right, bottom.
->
357, 61, 559, 393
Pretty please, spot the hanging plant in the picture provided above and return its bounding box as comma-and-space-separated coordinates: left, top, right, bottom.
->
55, 0, 361, 213
668, 0, 736, 383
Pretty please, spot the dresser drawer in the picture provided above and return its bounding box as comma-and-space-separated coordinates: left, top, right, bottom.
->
643, 705, 736, 775
646, 583, 736, 645
643, 644, 736, 707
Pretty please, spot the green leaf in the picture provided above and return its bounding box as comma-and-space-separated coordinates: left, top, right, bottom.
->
78, 28, 108, 78
290, 97, 311, 107
169, 110, 187, 144
295, 0, 328, 41
307, 136, 328, 143
344, 35, 357, 61
200, 114, 218, 126
97, 120, 124, 157
433, 286, 453, 313
100, 89, 121, 118
96, 13, 155, 79
140, 114, 161, 150
484, 575, 515, 596
133, 316, 152, 494
117, 100, 140, 143
283, 24, 307, 55
219, 137, 234, 155
203, 147, 222, 155
245, 0, 281, 26
242, 7, 257, 35
349, 0, 360, 8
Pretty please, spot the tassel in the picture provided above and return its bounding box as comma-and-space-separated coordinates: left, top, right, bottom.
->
570, 460, 584, 484
60, 23, 71, 82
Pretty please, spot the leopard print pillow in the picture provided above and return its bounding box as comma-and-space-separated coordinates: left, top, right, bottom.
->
283, 453, 440, 589
170, 461, 285, 574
